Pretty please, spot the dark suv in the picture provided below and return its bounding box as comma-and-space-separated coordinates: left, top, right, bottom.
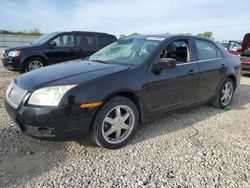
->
2, 31, 117, 72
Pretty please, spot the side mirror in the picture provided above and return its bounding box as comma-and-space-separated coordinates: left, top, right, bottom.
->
157, 58, 177, 69
152, 58, 177, 74
48, 41, 57, 48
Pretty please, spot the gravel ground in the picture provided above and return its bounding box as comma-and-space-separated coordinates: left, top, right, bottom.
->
0, 65, 249, 188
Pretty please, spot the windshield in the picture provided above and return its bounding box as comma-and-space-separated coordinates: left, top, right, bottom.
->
32, 33, 58, 45
89, 37, 164, 65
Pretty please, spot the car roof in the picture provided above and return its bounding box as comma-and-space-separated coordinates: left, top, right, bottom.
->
54, 31, 115, 36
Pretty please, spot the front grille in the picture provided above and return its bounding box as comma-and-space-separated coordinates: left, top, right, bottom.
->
5, 81, 28, 109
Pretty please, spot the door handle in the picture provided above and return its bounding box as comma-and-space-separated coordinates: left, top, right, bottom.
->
188, 69, 195, 75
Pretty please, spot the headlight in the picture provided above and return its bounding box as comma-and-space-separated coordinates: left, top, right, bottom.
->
28, 85, 76, 106
8, 50, 21, 57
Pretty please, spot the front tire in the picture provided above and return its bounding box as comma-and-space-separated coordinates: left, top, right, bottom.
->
210, 78, 235, 109
24, 57, 46, 72
91, 96, 139, 149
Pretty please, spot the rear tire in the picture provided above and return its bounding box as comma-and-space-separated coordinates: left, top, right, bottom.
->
24, 57, 46, 72
91, 96, 139, 149
210, 78, 235, 109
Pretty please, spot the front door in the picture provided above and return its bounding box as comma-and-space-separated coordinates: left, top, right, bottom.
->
147, 39, 199, 114
45, 33, 77, 64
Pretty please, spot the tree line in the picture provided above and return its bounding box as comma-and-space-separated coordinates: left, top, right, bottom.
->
0, 28, 42, 36
119, 31, 213, 39
0, 28, 213, 39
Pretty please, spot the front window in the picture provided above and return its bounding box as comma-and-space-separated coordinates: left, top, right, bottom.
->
161, 40, 190, 63
89, 37, 163, 65
32, 33, 57, 45
51, 34, 74, 47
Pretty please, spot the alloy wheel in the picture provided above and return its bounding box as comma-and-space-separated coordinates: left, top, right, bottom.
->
102, 105, 135, 144
28, 60, 44, 71
221, 82, 233, 106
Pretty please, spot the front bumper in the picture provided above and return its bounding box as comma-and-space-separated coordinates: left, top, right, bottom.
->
4, 98, 97, 140
2, 56, 22, 71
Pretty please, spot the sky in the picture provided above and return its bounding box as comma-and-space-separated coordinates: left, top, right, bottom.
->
0, 0, 249, 41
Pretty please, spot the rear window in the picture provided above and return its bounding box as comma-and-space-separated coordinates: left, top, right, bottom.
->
195, 40, 222, 60
75, 33, 97, 48
97, 35, 116, 47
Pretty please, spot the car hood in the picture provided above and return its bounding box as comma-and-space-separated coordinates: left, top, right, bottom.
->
4, 44, 39, 52
15, 60, 131, 91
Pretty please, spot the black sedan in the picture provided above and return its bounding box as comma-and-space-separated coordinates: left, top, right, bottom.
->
5, 34, 241, 149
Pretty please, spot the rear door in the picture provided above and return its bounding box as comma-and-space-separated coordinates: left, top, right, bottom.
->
194, 39, 226, 101
75, 33, 99, 59
147, 38, 199, 113
45, 33, 77, 64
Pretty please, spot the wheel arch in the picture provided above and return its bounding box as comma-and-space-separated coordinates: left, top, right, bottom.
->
89, 90, 144, 134
101, 91, 144, 123
217, 74, 237, 95
227, 74, 237, 89
21, 55, 48, 70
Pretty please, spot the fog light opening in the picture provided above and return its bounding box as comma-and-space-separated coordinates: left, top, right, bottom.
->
37, 127, 52, 135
